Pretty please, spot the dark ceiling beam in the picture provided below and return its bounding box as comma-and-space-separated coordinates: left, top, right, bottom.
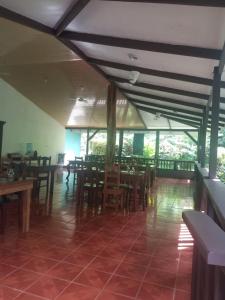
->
90, 57, 225, 88
135, 105, 199, 128
132, 97, 225, 118
59, 38, 110, 82
129, 98, 202, 117
121, 88, 205, 110
66, 126, 198, 132
110, 75, 211, 100
132, 105, 202, 122
161, 115, 199, 128
55, 0, 90, 36
135, 104, 225, 127
102, 0, 225, 7
0, 6, 54, 35
219, 42, 225, 75
60, 31, 221, 60
117, 76, 225, 104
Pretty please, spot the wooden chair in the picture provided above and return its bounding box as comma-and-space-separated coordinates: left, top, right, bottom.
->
75, 156, 83, 162
102, 165, 125, 210
36, 157, 51, 204
77, 170, 103, 208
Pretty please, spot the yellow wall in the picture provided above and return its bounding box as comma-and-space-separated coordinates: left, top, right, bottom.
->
0, 79, 65, 163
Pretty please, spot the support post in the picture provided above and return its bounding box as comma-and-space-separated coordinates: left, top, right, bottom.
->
197, 126, 202, 163
209, 67, 221, 179
0, 121, 5, 163
106, 82, 117, 167
86, 128, 90, 155
118, 129, 124, 161
155, 130, 160, 165
200, 107, 209, 167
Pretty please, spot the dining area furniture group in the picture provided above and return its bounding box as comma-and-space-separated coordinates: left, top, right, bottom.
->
0, 153, 156, 235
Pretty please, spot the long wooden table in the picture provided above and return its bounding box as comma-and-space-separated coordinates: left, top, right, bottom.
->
75, 169, 147, 211
0, 179, 33, 232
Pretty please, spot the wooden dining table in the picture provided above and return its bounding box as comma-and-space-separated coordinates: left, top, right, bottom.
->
75, 168, 147, 211
0, 179, 33, 232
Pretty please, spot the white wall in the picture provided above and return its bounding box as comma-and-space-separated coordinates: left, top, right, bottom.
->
0, 79, 65, 163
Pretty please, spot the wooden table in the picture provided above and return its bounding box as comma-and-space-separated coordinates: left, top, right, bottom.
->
0, 179, 33, 232
26, 165, 57, 215
75, 169, 146, 211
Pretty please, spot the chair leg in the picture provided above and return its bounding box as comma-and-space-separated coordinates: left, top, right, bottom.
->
0, 204, 7, 234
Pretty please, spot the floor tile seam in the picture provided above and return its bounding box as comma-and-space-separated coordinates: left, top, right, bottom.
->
134, 253, 155, 300
67, 254, 98, 283
22, 258, 79, 282
22, 271, 72, 300
54, 271, 100, 300
95, 225, 146, 300
0, 280, 36, 296
0, 260, 36, 282
14, 289, 49, 300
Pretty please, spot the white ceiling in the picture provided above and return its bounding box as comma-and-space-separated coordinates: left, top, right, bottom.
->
0, 0, 75, 27
1, 0, 225, 129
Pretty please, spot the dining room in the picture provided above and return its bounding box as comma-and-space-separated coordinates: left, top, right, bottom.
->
1, 1, 225, 300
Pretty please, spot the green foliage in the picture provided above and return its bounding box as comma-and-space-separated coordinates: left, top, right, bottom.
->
159, 134, 197, 160
91, 141, 106, 155
143, 145, 155, 158
122, 141, 133, 156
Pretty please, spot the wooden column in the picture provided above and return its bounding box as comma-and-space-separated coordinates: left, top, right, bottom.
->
209, 67, 221, 179
155, 130, 160, 164
118, 129, 124, 161
197, 126, 202, 163
0, 121, 5, 163
86, 128, 90, 155
200, 107, 209, 168
106, 82, 117, 167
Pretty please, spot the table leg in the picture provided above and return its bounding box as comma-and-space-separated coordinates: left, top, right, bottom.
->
48, 169, 55, 215
21, 189, 31, 232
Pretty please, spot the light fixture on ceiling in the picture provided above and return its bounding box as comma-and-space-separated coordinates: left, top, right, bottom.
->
129, 71, 140, 85
128, 53, 138, 61
154, 112, 161, 120
77, 97, 88, 103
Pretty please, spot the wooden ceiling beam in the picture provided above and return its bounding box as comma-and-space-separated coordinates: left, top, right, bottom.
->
109, 75, 210, 100
0, 6, 54, 35
161, 115, 199, 128
131, 105, 202, 122
121, 88, 205, 109
61, 31, 222, 60
102, 0, 225, 7
55, 0, 90, 36
129, 98, 202, 117
219, 41, 225, 75
90, 57, 225, 87
134, 105, 199, 128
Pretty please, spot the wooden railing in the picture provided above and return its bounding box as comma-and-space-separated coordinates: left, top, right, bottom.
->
157, 159, 195, 171
184, 163, 225, 300
85, 155, 195, 172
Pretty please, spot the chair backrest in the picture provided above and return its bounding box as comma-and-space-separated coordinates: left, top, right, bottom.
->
39, 156, 51, 166
75, 156, 83, 161
80, 169, 100, 187
104, 164, 120, 187
27, 157, 40, 166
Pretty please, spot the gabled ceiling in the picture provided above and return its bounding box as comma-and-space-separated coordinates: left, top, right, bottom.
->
1, 0, 225, 130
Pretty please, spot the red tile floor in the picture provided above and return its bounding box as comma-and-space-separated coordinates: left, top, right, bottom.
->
0, 176, 194, 300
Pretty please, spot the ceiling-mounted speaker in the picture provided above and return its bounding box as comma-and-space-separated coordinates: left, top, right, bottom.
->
129, 71, 140, 85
